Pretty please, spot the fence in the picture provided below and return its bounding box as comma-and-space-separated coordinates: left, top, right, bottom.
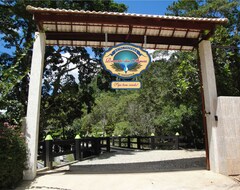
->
111, 135, 186, 150
38, 136, 110, 169
38, 135, 186, 170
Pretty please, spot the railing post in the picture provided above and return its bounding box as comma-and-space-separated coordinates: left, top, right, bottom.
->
86, 139, 89, 148
45, 134, 53, 170
150, 133, 155, 150
127, 136, 131, 148
75, 134, 83, 161
118, 135, 121, 147
137, 137, 141, 149
175, 132, 180, 150
112, 136, 115, 146
94, 137, 101, 155
106, 137, 110, 152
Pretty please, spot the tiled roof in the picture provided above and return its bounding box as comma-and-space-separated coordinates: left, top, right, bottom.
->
26, 5, 228, 50
26, 6, 228, 23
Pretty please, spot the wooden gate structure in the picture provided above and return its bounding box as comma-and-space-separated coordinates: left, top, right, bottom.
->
24, 5, 240, 180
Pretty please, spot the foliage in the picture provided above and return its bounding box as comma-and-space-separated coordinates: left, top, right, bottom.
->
73, 53, 201, 141
0, 122, 27, 189
75, 90, 153, 137
113, 121, 132, 136
167, 0, 240, 96
0, 100, 24, 124
0, 0, 127, 139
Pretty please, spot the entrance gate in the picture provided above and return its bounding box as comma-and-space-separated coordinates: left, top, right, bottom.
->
24, 5, 240, 180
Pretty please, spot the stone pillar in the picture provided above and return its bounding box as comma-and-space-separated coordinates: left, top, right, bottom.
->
198, 40, 219, 172
23, 32, 46, 180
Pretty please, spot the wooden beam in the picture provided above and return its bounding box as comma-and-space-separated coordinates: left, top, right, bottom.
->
46, 32, 199, 47
125, 25, 133, 41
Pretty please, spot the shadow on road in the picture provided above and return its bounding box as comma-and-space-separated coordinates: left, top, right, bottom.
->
35, 149, 206, 175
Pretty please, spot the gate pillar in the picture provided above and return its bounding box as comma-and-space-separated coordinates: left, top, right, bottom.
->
24, 32, 46, 180
198, 40, 219, 172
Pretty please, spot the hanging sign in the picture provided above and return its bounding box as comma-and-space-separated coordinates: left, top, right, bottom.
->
101, 43, 151, 89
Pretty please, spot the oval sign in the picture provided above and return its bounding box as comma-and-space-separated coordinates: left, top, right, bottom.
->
101, 43, 151, 79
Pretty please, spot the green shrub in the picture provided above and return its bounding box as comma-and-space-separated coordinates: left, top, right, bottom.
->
0, 122, 27, 189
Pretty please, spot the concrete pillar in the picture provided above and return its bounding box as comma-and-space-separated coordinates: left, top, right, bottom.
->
198, 40, 219, 172
23, 32, 46, 180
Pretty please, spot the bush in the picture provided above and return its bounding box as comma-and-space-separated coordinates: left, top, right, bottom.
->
0, 122, 27, 189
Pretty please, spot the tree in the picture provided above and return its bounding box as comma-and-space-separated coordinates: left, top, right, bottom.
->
167, 0, 240, 96
158, 0, 240, 147
0, 0, 127, 138
137, 50, 204, 147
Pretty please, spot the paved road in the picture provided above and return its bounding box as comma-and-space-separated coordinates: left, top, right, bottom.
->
70, 149, 206, 173
15, 150, 240, 190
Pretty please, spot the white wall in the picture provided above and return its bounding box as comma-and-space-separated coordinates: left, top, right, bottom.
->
216, 96, 240, 175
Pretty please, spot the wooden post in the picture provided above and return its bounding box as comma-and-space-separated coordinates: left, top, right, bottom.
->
106, 137, 110, 152
75, 134, 83, 161
45, 134, 53, 170
127, 136, 131, 148
118, 136, 121, 147
175, 133, 179, 150
86, 139, 89, 148
150, 133, 155, 150
94, 138, 101, 155
137, 137, 141, 149
112, 137, 115, 146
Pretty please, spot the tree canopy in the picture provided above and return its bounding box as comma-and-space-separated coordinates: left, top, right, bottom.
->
0, 0, 126, 138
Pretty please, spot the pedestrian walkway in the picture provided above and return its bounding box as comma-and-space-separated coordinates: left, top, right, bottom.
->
16, 150, 240, 190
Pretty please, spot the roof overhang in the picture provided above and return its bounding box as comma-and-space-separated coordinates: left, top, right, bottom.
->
27, 5, 228, 51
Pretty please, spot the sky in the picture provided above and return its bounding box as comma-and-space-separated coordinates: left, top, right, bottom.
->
115, 0, 175, 15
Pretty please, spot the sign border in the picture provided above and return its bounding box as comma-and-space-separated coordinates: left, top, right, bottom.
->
101, 43, 151, 79
111, 81, 142, 90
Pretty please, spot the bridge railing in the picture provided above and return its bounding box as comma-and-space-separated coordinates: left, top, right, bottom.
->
38, 135, 187, 169
37, 136, 110, 169
111, 135, 186, 150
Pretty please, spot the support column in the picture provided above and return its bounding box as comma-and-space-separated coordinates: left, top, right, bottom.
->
23, 32, 46, 180
198, 40, 219, 172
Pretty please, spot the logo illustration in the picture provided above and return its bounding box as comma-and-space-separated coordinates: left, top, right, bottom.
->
101, 43, 151, 79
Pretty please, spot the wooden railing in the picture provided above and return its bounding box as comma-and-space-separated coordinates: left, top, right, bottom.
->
38, 137, 110, 169
111, 135, 186, 150
38, 135, 186, 169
